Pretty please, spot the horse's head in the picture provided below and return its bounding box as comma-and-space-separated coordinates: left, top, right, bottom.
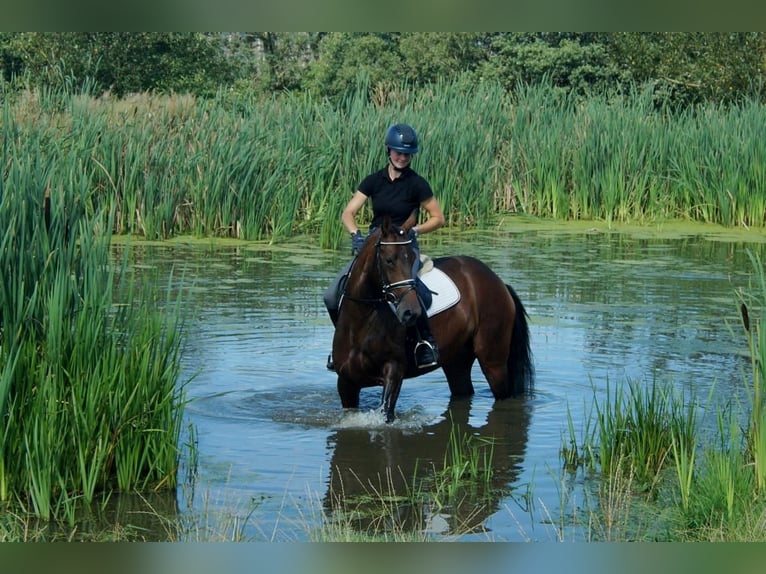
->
362, 215, 421, 326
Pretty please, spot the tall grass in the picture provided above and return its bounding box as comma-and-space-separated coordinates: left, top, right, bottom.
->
739, 251, 766, 492
585, 377, 697, 490
1, 91, 187, 522
432, 418, 495, 509
4, 79, 766, 253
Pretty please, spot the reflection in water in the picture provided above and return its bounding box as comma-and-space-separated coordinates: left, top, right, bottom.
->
43, 491, 179, 541
324, 396, 530, 537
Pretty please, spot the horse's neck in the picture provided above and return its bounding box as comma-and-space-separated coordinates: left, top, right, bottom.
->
346, 265, 379, 300
343, 271, 401, 331
341, 246, 403, 333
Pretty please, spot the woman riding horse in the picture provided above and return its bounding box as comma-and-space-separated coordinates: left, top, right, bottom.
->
324, 123, 446, 370
329, 216, 534, 423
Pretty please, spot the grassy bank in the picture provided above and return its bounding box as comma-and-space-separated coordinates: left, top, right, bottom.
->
3, 80, 766, 251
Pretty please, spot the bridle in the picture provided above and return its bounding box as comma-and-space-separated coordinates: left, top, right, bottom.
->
377, 235, 417, 312
343, 231, 418, 316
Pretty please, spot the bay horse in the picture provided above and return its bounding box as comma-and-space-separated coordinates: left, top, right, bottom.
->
331, 215, 534, 423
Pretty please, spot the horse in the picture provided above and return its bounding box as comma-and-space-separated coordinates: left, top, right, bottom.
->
330, 215, 534, 423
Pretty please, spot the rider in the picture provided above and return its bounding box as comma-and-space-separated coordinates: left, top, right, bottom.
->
324, 123, 446, 371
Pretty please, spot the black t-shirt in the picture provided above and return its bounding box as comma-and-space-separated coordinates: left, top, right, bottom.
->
357, 166, 434, 230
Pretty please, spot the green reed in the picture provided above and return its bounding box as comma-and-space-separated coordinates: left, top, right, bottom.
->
590, 377, 697, 490
432, 418, 495, 510
1, 96, 187, 521
738, 250, 766, 492
557, 253, 766, 540
5, 81, 766, 252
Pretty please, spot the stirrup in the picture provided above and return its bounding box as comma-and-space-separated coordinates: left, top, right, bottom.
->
414, 340, 438, 368
326, 354, 336, 372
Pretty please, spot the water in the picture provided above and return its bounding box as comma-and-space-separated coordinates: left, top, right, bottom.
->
120, 225, 766, 541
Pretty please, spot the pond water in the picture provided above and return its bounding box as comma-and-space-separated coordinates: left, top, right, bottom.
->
120, 224, 766, 541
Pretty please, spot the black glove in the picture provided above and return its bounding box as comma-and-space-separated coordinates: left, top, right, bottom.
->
351, 230, 365, 255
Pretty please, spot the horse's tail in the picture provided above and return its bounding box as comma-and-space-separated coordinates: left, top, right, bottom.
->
506, 283, 534, 395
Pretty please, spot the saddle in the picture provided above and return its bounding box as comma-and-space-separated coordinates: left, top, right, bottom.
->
417, 255, 460, 317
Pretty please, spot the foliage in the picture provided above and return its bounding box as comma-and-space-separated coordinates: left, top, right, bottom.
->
2, 33, 765, 106
479, 33, 625, 97
1, 33, 236, 97
0, 91, 188, 521
608, 32, 766, 107
304, 33, 403, 100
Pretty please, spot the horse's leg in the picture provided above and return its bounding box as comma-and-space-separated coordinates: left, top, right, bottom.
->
474, 326, 515, 399
441, 351, 476, 397
379, 362, 404, 423
478, 358, 513, 399
337, 375, 360, 409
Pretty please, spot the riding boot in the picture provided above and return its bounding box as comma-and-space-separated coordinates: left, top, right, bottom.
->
326, 308, 339, 371
414, 313, 439, 369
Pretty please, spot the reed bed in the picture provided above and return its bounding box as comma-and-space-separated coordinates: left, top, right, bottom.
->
3, 80, 766, 252
0, 98, 187, 522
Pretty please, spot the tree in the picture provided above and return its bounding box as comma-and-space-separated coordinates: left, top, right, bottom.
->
0, 32, 25, 82
3, 32, 764, 106
399, 33, 488, 85
477, 33, 623, 96
2, 33, 236, 97
305, 33, 402, 99
254, 32, 322, 93
608, 33, 766, 106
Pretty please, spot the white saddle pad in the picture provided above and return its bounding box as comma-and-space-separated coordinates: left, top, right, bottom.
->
419, 266, 460, 317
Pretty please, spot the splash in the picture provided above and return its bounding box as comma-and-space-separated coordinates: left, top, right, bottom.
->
334, 406, 435, 431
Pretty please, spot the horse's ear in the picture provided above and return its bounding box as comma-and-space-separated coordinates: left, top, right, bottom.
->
401, 210, 417, 233
381, 215, 393, 234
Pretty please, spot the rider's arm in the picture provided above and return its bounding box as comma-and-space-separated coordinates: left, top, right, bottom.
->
414, 196, 446, 236
342, 191, 368, 236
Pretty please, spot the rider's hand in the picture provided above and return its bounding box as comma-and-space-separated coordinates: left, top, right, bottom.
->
351, 230, 365, 255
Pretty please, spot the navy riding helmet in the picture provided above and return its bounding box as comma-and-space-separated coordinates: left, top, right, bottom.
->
385, 123, 419, 155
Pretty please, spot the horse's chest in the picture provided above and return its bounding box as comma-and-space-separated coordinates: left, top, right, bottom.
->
344, 343, 406, 383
